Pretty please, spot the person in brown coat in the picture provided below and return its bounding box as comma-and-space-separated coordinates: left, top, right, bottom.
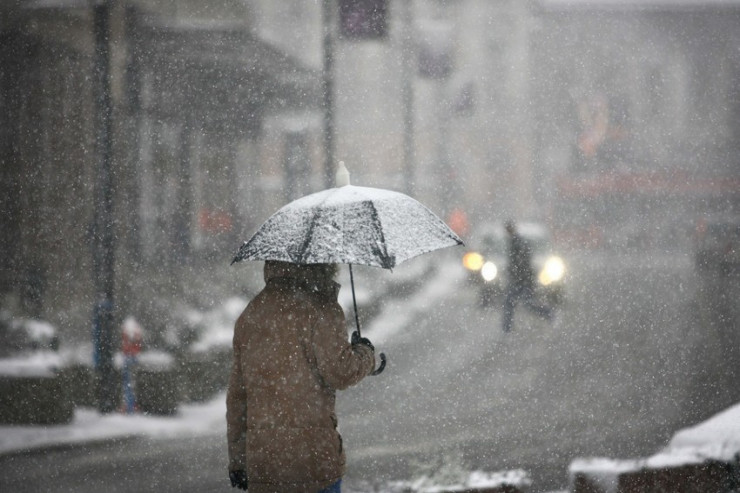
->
226, 260, 376, 492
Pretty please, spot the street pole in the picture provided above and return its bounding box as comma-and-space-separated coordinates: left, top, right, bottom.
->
92, 0, 117, 414
401, 0, 415, 196
322, 0, 336, 190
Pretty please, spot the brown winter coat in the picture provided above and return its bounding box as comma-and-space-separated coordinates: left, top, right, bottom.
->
226, 261, 375, 493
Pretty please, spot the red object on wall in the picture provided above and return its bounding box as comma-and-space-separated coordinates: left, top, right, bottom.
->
198, 208, 233, 234
121, 317, 143, 357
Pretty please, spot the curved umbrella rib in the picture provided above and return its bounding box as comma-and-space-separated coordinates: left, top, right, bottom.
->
295, 193, 331, 264
364, 199, 395, 269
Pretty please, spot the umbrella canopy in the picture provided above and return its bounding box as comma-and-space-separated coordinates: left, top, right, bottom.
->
232, 185, 463, 269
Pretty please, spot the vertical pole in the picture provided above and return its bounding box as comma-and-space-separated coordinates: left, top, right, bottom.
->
322, 0, 335, 189
349, 264, 361, 337
92, 0, 117, 414
401, 0, 415, 196
510, 2, 534, 218
174, 118, 193, 262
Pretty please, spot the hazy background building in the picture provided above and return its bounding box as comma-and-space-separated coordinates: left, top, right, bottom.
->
1, 0, 738, 346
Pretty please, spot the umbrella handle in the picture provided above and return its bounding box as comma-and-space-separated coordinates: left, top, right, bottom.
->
348, 264, 385, 375
371, 352, 386, 376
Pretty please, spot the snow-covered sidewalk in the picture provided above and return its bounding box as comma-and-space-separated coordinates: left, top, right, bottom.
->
0, 392, 227, 456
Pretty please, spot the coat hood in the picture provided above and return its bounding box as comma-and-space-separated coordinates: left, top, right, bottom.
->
264, 261, 340, 299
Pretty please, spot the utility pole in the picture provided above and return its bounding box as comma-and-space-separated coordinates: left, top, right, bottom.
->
92, 0, 117, 414
322, 0, 336, 189
401, 0, 415, 196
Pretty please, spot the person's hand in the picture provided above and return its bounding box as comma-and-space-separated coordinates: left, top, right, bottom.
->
351, 331, 374, 351
229, 470, 248, 490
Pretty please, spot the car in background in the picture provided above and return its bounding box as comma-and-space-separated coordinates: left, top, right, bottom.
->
462, 222, 566, 308
694, 217, 740, 274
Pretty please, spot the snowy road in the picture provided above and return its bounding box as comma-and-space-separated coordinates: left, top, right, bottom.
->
339, 251, 740, 491
1, 251, 738, 492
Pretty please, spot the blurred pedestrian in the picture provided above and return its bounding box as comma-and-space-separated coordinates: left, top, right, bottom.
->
226, 261, 376, 492
121, 316, 143, 414
501, 220, 553, 332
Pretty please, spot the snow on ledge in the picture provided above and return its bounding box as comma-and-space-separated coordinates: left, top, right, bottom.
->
0, 392, 227, 455
569, 401, 740, 490
0, 351, 64, 378
667, 401, 740, 462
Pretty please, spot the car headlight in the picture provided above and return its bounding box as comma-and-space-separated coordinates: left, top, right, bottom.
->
539, 256, 565, 286
481, 261, 498, 282
463, 252, 484, 271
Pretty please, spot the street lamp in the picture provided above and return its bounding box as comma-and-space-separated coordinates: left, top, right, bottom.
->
322, 0, 335, 189
92, 0, 117, 414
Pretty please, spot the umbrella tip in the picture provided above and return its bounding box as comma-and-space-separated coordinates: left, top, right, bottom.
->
335, 161, 350, 187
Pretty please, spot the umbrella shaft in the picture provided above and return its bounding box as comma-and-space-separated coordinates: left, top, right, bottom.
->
349, 263, 361, 337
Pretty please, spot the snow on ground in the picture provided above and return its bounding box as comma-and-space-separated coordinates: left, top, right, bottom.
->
0, 392, 227, 456
392, 469, 531, 493
364, 256, 465, 346
2, 254, 738, 493
184, 296, 246, 353
0, 257, 458, 458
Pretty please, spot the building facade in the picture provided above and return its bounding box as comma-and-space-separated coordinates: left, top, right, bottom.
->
1, 0, 738, 342
0, 0, 321, 341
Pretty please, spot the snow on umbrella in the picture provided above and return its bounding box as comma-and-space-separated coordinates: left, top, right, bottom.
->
231, 189, 461, 269
231, 162, 464, 374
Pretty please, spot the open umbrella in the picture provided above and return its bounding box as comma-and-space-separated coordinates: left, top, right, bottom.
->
231, 162, 464, 374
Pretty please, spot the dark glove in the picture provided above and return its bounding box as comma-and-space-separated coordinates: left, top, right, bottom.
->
351, 330, 374, 351
229, 470, 248, 490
